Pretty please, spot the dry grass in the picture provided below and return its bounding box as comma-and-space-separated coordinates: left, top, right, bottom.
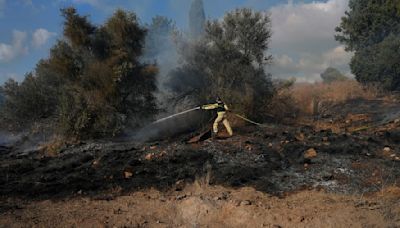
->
262, 80, 381, 123
291, 80, 381, 115
265, 87, 298, 121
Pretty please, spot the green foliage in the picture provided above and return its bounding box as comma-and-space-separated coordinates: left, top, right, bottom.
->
105, 10, 145, 59
0, 8, 158, 139
351, 34, 400, 90
58, 9, 158, 138
0, 87, 4, 107
335, 0, 400, 51
167, 8, 273, 120
320, 67, 348, 84
0, 75, 57, 130
61, 8, 95, 49
335, 0, 400, 90
207, 8, 272, 66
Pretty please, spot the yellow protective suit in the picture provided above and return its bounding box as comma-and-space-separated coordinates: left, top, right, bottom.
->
201, 102, 233, 136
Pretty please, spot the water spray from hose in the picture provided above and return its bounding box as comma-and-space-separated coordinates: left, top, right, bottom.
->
151, 106, 266, 127
152, 107, 201, 124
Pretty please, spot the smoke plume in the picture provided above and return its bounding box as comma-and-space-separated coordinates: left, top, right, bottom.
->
189, 0, 206, 38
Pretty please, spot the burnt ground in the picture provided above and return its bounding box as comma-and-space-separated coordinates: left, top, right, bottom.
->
0, 98, 400, 225
1, 98, 400, 199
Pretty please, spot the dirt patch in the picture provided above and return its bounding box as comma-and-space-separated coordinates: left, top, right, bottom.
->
1, 184, 399, 227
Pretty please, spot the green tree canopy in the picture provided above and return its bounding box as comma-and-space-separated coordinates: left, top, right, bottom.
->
167, 8, 273, 120
335, 0, 400, 90
335, 0, 400, 51
351, 34, 400, 90
0, 8, 158, 138
207, 8, 272, 66
0, 86, 5, 107
61, 7, 95, 49
320, 67, 348, 84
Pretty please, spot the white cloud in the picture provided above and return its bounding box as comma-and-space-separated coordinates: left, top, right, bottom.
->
0, 30, 28, 63
32, 28, 56, 48
269, 0, 352, 82
271, 45, 353, 82
323, 45, 353, 67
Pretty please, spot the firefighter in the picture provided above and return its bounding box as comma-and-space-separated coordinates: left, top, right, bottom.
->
201, 97, 233, 137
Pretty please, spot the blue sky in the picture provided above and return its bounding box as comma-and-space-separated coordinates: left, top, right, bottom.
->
0, 0, 351, 84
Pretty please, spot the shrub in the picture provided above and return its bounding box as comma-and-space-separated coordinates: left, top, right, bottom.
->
0, 8, 158, 139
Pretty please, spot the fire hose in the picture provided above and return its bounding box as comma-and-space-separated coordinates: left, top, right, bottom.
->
232, 113, 264, 126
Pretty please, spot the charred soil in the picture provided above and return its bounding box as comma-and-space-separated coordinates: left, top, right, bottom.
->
1, 98, 400, 227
